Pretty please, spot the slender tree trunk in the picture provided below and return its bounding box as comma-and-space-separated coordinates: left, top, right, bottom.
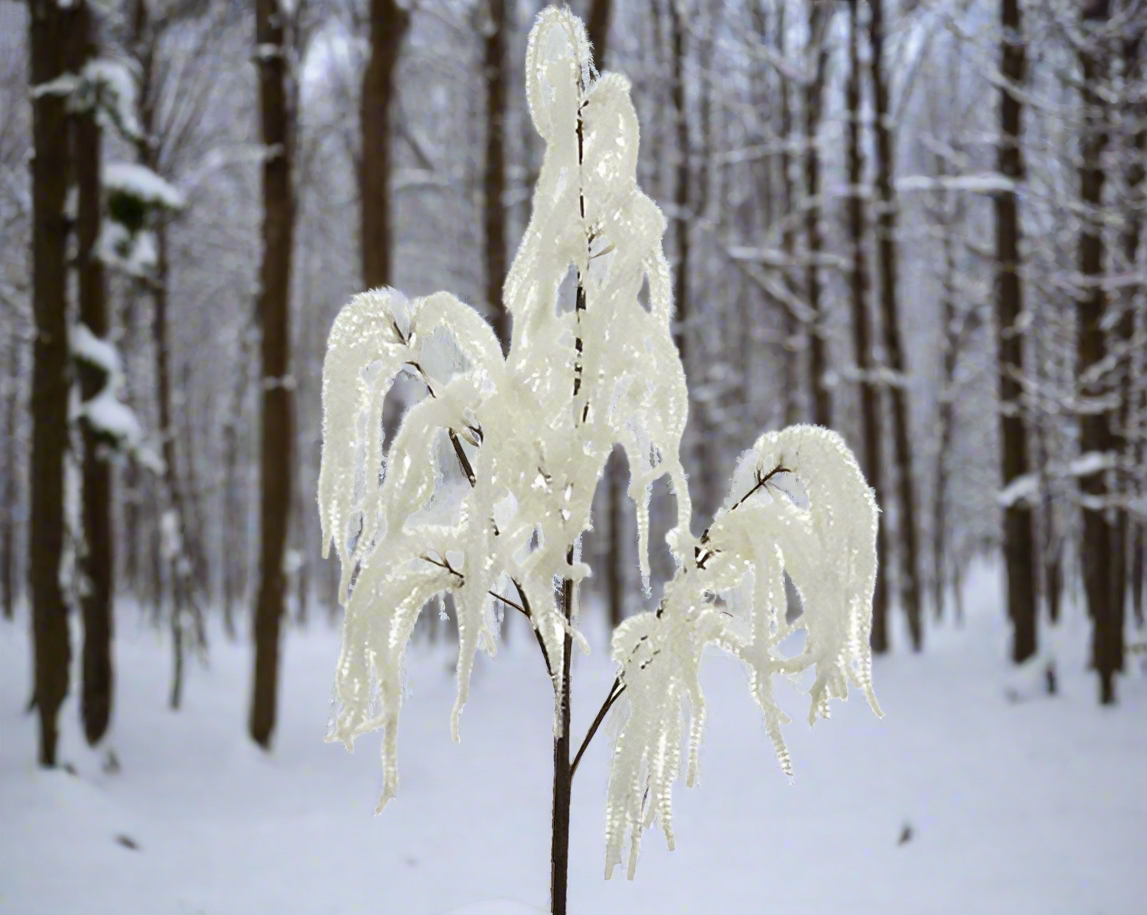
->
867, 0, 921, 649
586, 0, 611, 64
845, 0, 888, 652
777, 4, 800, 426
1117, 32, 1144, 630
250, 0, 296, 747
361, 0, 409, 290
1077, 38, 1118, 704
994, 0, 1038, 665
29, 0, 78, 768
931, 182, 963, 622
803, 3, 831, 427
669, 1, 690, 366
70, 3, 114, 745
1, 328, 19, 621
587, 0, 621, 629
483, 0, 510, 350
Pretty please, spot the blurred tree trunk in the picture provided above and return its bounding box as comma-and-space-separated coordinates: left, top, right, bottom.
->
70, 2, 114, 745
1, 327, 19, 621
28, 0, 77, 767
250, 0, 296, 748
587, 0, 622, 628
868, 0, 921, 650
994, 0, 1037, 665
361, 0, 408, 289
776, 3, 800, 428
803, 2, 831, 427
586, 0, 611, 64
845, 0, 888, 653
483, 0, 510, 350
1117, 30, 1144, 630
132, 0, 204, 708
669, 0, 690, 368
1077, 32, 1119, 705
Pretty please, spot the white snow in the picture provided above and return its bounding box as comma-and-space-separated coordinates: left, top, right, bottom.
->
82, 59, 141, 139
70, 323, 143, 446
997, 472, 1038, 508
1, 563, 1144, 915
102, 163, 186, 210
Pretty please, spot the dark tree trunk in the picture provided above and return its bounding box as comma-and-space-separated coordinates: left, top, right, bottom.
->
776, 4, 800, 426
994, 0, 1038, 665
868, 0, 921, 650
250, 0, 296, 748
361, 0, 409, 290
803, 3, 831, 427
1077, 39, 1118, 704
70, 2, 114, 746
845, 0, 889, 653
586, 0, 612, 65
483, 0, 510, 351
669, 0, 689, 365
29, 0, 79, 768
1, 327, 19, 621
1116, 32, 1144, 630
587, 0, 621, 629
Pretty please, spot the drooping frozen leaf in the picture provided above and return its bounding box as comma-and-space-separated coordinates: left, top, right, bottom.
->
319, 7, 881, 865
604, 425, 881, 879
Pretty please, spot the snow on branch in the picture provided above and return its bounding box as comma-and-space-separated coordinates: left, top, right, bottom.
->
318, 6, 881, 878
604, 425, 881, 878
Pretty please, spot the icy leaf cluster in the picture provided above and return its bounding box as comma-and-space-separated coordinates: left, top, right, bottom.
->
318, 5, 880, 875
604, 425, 881, 878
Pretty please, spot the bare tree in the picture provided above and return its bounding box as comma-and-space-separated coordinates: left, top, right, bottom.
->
1076, 15, 1119, 704
802, 1, 831, 427
483, 0, 510, 350
994, 0, 1038, 664
868, 0, 922, 650
69, 1, 114, 745
28, 0, 78, 767
845, 0, 889, 651
361, 0, 409, 289
250, 0, 298, 748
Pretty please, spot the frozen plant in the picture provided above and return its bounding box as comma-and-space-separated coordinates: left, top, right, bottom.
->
318, 7, 881, 912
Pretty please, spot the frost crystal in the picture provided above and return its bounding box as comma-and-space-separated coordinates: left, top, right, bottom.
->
319, 5, 880, 878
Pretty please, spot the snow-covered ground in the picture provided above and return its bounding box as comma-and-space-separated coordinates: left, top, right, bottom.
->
2, 563, 1144, 915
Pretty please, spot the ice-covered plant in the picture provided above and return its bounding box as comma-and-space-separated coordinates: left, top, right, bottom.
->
318, 8, 880, 911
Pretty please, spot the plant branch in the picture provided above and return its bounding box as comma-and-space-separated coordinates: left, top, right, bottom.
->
570, 676, 624, 779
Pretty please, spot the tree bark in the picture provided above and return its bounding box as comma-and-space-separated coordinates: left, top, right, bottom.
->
994, 0, 1038, 665
776, 3, 800, 427
868, 0, 921, 650
361, 0, 409, 290
586, 0, 611, 65
845, 0, 889, 652
29, 0, 79, 768
1115, 31, 1144, 631
483, 0, 510, 351
803, 3, 831, 427
587, 0, 621, 629
669, 0, 690, 366
250, 0, 296, 748
70, 2, 114, 745
1, 327, 19, 621
1077, 38, 1118, 704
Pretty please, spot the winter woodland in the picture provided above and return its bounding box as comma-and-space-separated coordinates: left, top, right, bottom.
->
1, 0, 1145, 913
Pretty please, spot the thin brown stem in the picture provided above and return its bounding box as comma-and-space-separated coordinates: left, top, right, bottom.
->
570, 676, 624, 779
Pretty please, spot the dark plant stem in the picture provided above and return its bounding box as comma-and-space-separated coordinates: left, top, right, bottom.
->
551, 551, 575, 915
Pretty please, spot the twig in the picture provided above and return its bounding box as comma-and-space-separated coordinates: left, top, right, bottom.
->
570, 676, 625, 779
